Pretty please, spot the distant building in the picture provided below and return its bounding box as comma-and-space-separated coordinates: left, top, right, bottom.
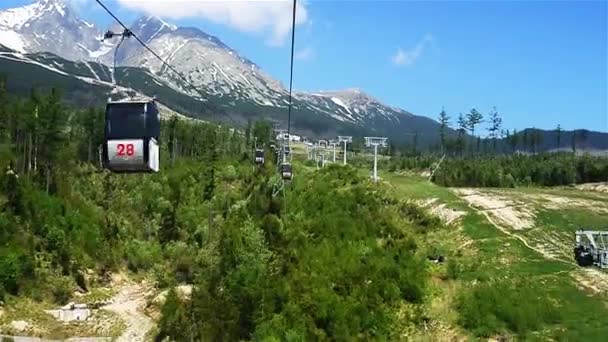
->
276, 133, 301, 142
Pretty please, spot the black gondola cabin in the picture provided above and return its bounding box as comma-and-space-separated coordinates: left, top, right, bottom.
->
281, 162, 293, 181
103, 99, 160, 173
255, 149, 265, 164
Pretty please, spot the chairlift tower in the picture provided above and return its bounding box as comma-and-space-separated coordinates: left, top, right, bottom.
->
338, 136, 352, 165
365, 137, 388, 182
329, 140, 338, 163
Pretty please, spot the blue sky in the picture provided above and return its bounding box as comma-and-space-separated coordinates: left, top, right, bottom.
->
3, 0, 607, 132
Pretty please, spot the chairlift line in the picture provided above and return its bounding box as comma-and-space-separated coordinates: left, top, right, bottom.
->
280, 0, 298, 182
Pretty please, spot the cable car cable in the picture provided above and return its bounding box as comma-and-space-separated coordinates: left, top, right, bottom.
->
276, 0, 297, 204
94, 0, 235, 124
286, 0, 297, 139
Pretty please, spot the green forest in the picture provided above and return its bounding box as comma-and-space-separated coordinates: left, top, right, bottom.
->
0, 79, 433, 340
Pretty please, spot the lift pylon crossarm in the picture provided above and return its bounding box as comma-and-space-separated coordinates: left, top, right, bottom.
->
364, 136, 388, 182
338, 136, 352, 165
364, 137, 388, 147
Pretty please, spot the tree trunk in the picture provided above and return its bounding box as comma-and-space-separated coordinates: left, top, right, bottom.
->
45, 165, 51, 194
88, 136, 92, 163
28, 133, 33, 174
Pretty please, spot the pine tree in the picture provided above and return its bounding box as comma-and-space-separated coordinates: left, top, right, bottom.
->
466, 108, 483, 137
457, 113, 468, 156
438, 108, 450, 153
158, 288, 189, 341
168, 115, 179, 163
555, 124, 563, 150
412, 131, 419, 156
510, 129, 519, 152
245, 119, 252, 149
487, 107, 502, 154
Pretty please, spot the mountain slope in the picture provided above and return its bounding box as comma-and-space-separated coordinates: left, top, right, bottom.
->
0, 0, 454, 142
0, 0, 109, 61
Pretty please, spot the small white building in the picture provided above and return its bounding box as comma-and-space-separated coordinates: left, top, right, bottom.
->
45, 302, 91, 322
276, 133, 301, 142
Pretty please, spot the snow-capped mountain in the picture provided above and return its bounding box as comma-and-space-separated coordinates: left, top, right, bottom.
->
0, 0, 447, 141
115, 16, 289, 108
0, 0, 109, 61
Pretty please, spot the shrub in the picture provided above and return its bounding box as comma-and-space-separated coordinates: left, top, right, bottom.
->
399, 201, 442, 234
445, 258, 460, 280
126, 240, 162, 272
456, 279, 561, 337
51, 276, 74, 305
222, 165, 237, 182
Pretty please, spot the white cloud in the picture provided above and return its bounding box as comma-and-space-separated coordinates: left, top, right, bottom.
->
116, 0, 309, 46
391, 34, 435, 67
295, 46, 314, 61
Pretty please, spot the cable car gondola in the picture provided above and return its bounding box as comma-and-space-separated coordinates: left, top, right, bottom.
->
281, 162, 293, 181
103, 99, 160, 173
255, 148, 265, 164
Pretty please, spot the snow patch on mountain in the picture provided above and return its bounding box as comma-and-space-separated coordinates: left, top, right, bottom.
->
0, 28, 27, 52
0, 1, 41, 29
330, 97, 352, 113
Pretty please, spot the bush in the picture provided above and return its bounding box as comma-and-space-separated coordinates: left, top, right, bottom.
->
400, 201, 442, 234
222, 165, 237, 182
126, 240, 162, 272
51, 276, 74, 305
445, 258, 460, 280
164, 242, 197, 283
457, 279, 561, 337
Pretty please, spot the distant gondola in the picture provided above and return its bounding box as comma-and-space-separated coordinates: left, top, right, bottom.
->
255, 148, 265, 164
281, 162, 293, 181
103, 99, 160, 173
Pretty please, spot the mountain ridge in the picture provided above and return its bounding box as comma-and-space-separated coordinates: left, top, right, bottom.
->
0, 0, 605, 149
0, 0, 448, 141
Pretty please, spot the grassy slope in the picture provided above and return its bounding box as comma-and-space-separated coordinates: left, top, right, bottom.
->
383, 172, 608, 340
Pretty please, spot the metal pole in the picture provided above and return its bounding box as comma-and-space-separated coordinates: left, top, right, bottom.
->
343, 141, 347, 165
373, 144, 378, 182
333, 144, 336, 163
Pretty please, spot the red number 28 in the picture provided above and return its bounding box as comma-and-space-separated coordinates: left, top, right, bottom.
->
117, 143, 135, 156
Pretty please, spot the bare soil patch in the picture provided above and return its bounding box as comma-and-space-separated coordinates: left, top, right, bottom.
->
452, 189, 535, 230
571, 268, 608, 296
417, 198, 467, 226
576, 182, 608, 194
522, 193, 608, 214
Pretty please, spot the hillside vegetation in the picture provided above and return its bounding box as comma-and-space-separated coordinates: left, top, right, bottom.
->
1, 76, 608, 341
0, 79, 434, 340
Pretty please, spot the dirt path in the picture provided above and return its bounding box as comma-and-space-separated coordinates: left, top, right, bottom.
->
453, 189, 535, 230
102, 283, 154, 342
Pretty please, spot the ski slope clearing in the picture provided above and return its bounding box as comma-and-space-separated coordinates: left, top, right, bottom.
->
385, 172, 608, 340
